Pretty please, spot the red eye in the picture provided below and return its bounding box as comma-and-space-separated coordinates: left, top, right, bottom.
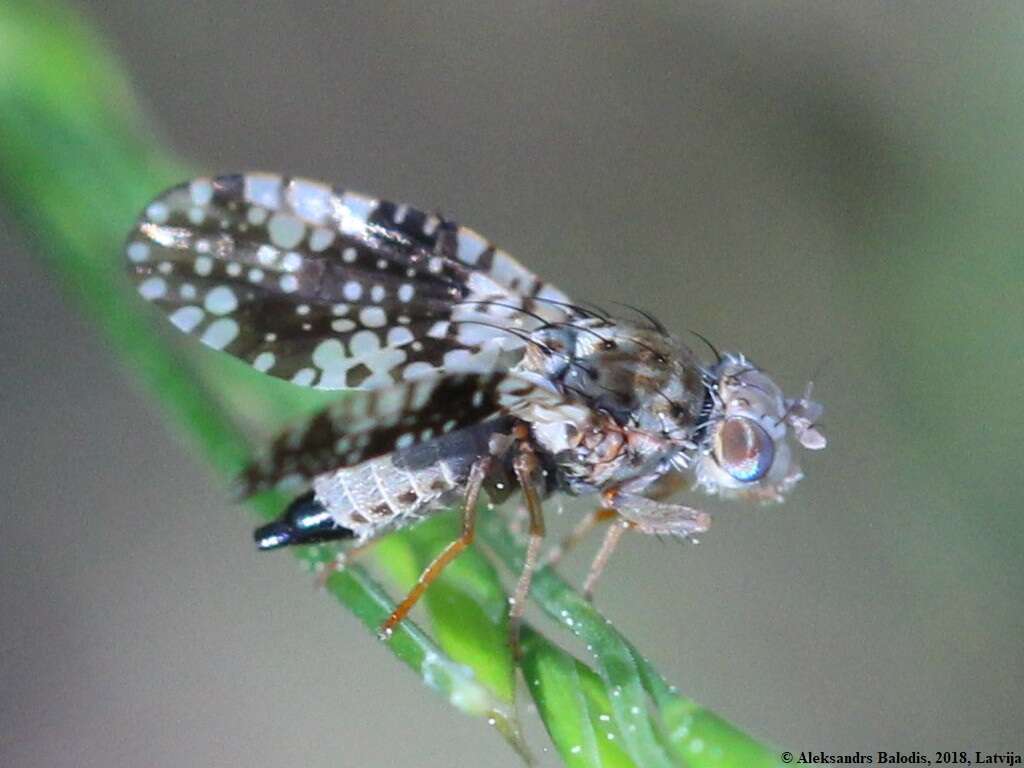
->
715, 417, 774, 482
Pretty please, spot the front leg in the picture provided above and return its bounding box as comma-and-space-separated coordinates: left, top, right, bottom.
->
604, 490, 711, 539
582, 519, 631, 600
544, 507, 618, 569
576, 490, 712, 601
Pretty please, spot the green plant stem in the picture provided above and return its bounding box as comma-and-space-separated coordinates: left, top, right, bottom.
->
480, 516, 783, 768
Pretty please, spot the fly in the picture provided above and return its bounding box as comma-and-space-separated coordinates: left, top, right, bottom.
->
126, 173, 827, 642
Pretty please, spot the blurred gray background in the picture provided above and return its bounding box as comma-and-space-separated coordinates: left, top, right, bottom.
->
3, 1, 1023, 766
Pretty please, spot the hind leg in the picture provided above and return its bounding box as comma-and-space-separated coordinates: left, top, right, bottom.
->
378, 457, 492, 639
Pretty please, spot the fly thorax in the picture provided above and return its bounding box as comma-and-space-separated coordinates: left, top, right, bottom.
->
506, 319, 710, 493
537, 413, 675, 495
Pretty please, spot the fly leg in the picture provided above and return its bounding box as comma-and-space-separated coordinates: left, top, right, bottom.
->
605, 490, 712, 539
543, 507, 618, 569
508, 441, 545, 657
314, 538, 380, 591
576, 489, 713, 600
379, 456, 492, 639
581, 518, 633, 600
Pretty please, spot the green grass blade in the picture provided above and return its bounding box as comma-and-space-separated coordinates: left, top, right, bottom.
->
520, 628, 636, 768
374, 514, 516, 702
480, 516, 678, 767
631, 655, 781, 768
372, 514, 524, 752
479, 514, 785, 768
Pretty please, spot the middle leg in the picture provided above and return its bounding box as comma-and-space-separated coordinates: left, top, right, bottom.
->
508, 443, 545, 656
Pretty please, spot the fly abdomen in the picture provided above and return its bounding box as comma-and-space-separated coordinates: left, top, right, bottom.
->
311, 419, 512, 543
253, 491, 355, 550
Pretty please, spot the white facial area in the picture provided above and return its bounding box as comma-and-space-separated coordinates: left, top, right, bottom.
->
695, 356, 826, 502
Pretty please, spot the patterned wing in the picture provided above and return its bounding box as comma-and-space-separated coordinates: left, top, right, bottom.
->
125, 173, 574, 389
235, 373, 506, 498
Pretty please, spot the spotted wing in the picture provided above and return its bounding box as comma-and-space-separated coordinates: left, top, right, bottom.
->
125, 173, 573, 389
235, 374, 506, 497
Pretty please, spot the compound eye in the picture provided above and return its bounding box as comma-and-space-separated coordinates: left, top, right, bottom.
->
715, 417, 774, 482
